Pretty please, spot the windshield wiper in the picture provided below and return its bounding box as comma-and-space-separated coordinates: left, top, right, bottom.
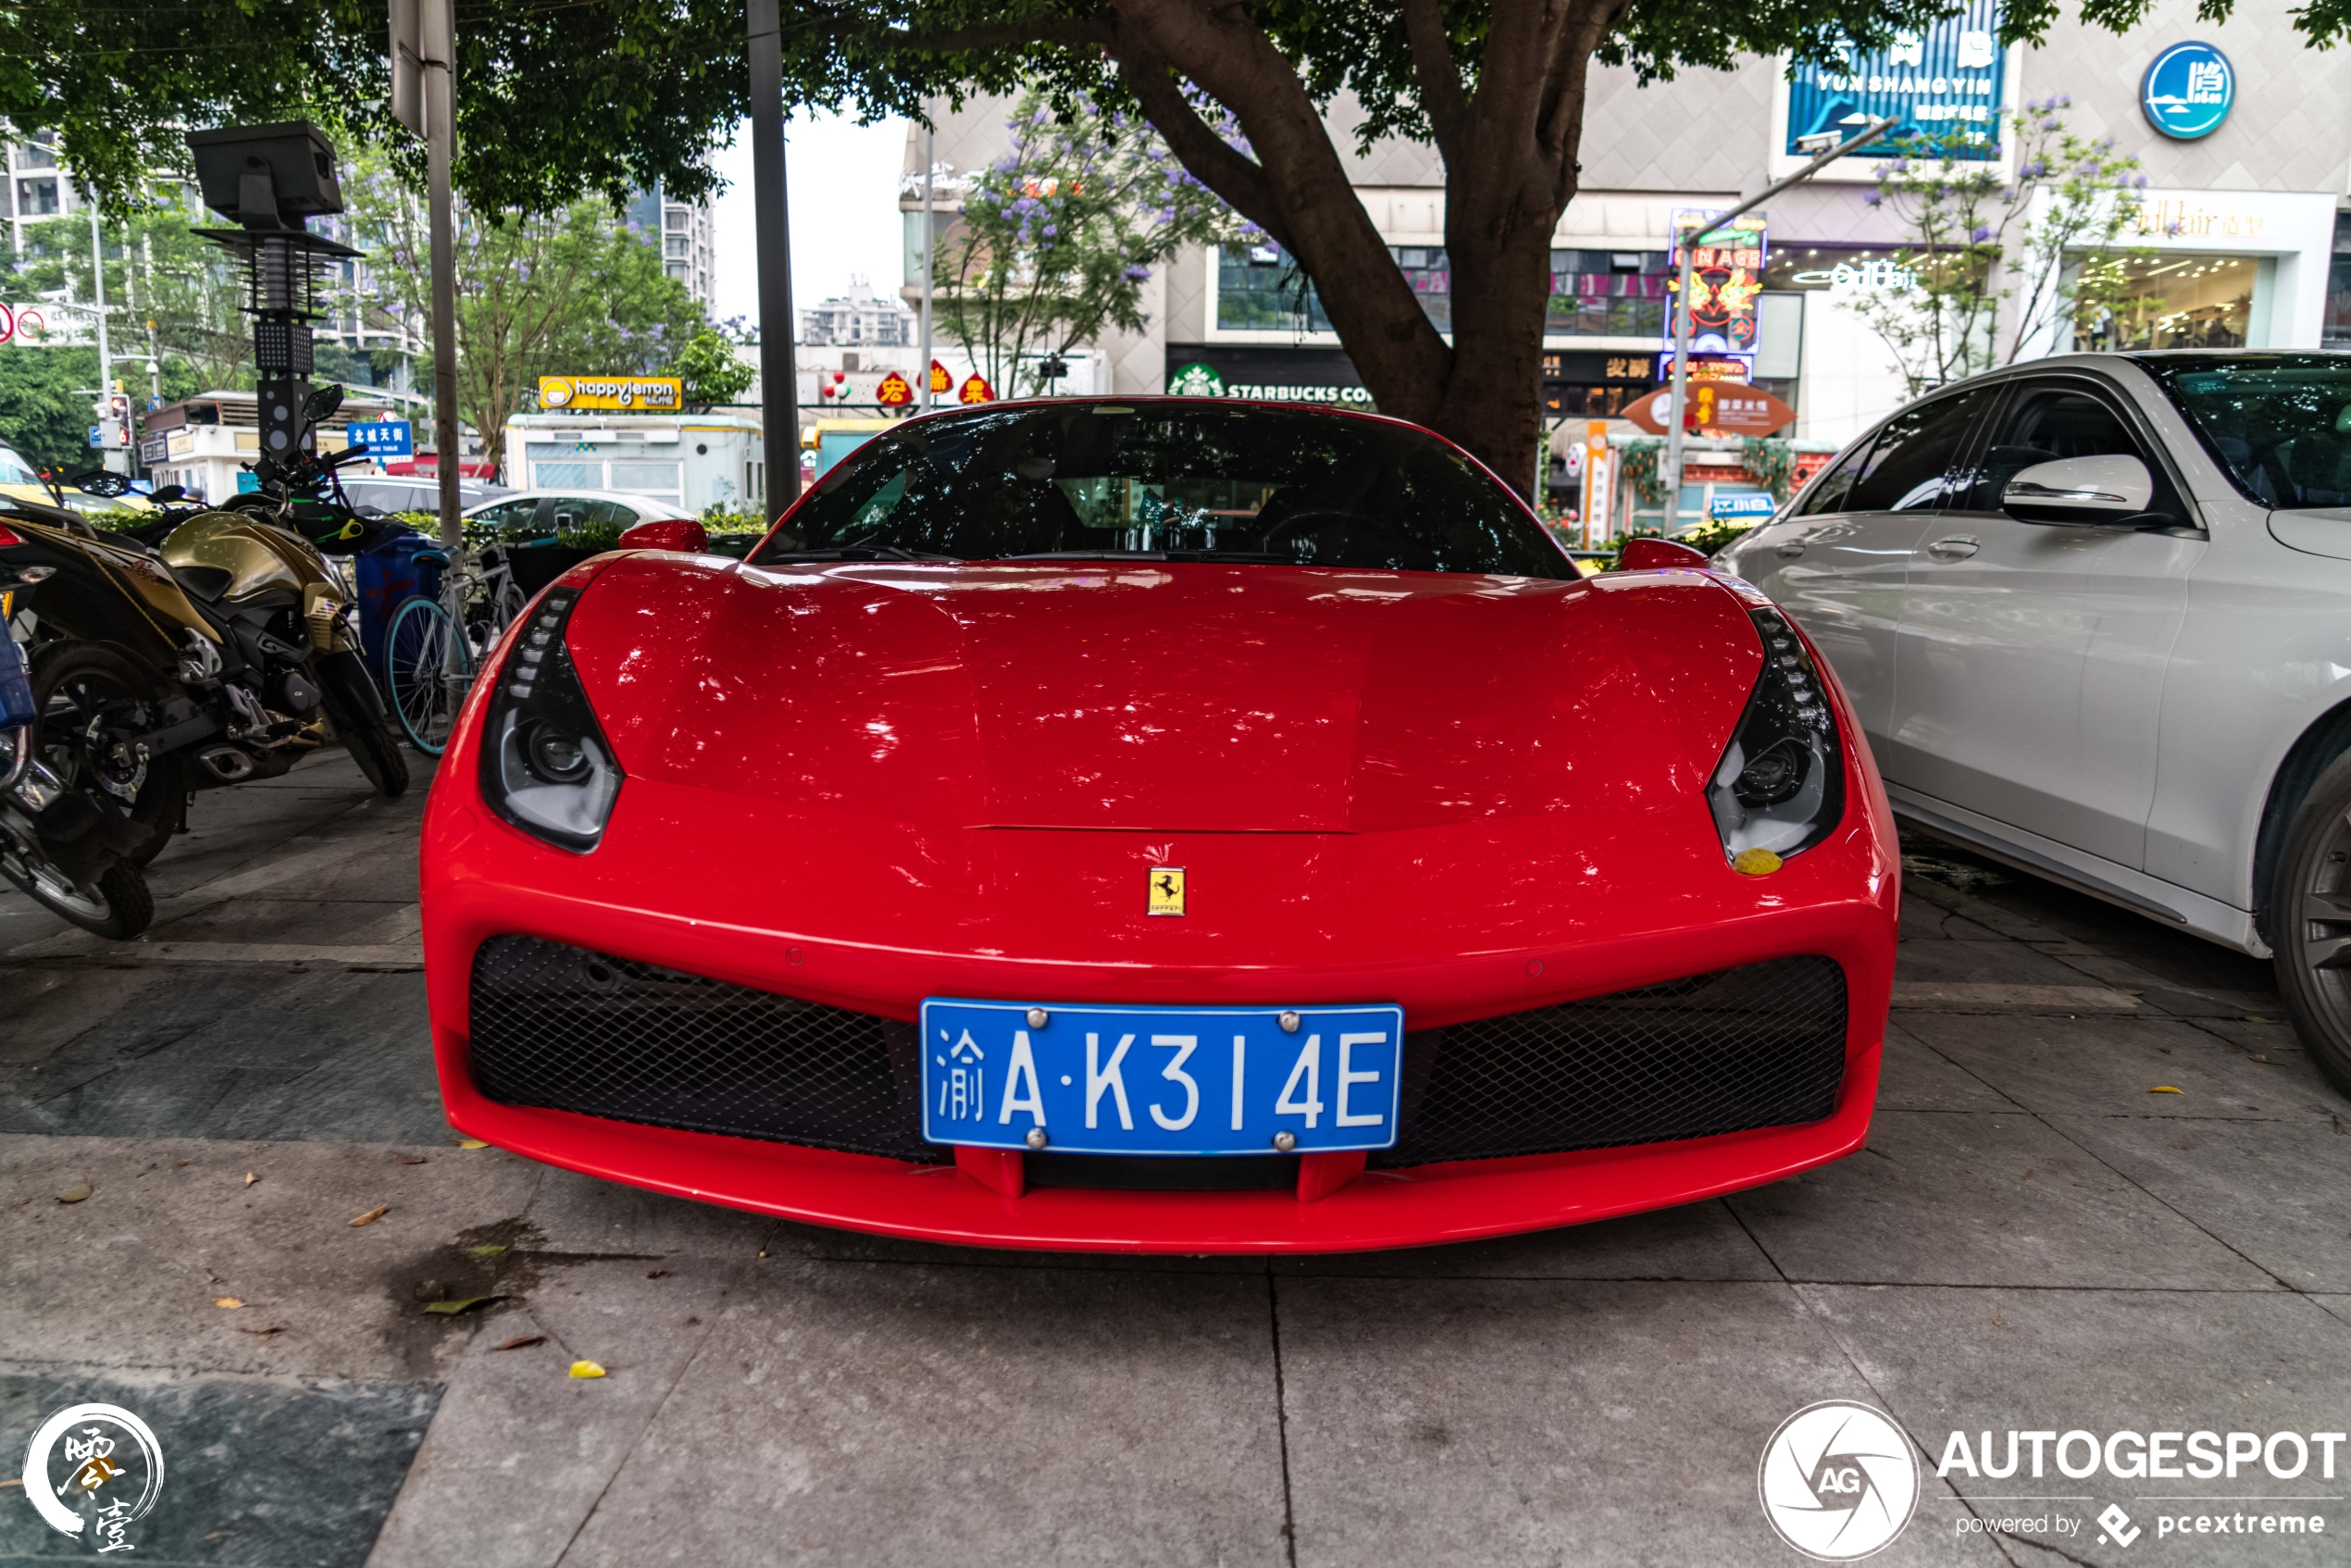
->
762, 546, 960, 563
1000, 549, 1288, 564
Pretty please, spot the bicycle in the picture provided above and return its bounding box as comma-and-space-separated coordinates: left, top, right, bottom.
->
382, 540, 523, 755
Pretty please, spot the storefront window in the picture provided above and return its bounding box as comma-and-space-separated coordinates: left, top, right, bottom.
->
2071, 254, 2256, 352
1217, 244, 1672, 338
2325, 212, 2351, 351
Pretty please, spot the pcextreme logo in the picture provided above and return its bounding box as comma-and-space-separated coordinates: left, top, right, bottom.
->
1759, 1401, 1922, 1561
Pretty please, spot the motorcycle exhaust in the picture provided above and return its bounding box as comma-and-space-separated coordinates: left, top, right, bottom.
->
194, 744, 259, 783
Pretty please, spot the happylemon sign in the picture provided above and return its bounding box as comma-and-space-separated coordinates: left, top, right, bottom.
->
538, 376, 683, 411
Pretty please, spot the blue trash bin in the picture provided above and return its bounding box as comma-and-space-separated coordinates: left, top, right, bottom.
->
354, 527, 445, 670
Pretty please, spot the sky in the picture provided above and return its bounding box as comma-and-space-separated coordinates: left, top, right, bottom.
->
708, 113, 910, 329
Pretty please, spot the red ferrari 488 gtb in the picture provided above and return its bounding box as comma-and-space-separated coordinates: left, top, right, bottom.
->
420, 399, 1897, 1252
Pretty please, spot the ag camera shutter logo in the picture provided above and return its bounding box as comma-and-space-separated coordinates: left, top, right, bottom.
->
1759, 1400, 1921, 1560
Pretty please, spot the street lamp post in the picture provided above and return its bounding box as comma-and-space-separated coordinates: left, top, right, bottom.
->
920, 120, 934, 412
748, 0, 802, 512
1659, 118, 1897, 527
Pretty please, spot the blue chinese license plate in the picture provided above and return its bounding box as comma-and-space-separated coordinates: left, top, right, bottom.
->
919, 999, 1405, 1156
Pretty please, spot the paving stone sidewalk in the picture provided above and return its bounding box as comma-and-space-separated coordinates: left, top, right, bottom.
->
1, 753, 2344, 1565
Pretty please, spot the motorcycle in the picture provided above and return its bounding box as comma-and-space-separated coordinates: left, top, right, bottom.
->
0, 383, 408, 938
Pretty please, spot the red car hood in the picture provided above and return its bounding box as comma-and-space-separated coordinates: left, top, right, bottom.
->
562, 555, 1761, 837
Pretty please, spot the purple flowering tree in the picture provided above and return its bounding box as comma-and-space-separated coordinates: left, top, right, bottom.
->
1855, 99, 2151, 394
933, 90, 1254, 397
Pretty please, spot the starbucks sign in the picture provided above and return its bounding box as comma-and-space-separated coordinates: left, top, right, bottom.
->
1168, 362, 1226, 397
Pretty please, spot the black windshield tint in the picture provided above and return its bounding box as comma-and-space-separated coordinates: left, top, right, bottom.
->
2141, 354, 2351, 509
752, 403, 1572, 577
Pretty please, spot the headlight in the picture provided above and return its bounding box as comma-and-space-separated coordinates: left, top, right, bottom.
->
1707, 607, 1845, 863
479, 586, 623, 852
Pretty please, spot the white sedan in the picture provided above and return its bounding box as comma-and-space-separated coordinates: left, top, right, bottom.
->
460, 488, 697, 537
1717, 351, 2351, 1092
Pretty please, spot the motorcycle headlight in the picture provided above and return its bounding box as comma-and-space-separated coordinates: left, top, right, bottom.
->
1707, 607, 1845, 863
479, 587, 623, 852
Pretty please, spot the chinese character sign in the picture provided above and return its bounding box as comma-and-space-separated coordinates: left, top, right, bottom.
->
1666, 211, 1768, 355
2140, 42, 2234, 140
1784, 0, 2008, 161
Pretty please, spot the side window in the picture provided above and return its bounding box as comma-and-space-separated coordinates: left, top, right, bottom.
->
1846, 387, 1995, 513
473, 499, 541, 533
1956, 383, 2157, 512
547, 497, 597, 533
1798, 433, 1877, 516
587, 500, 641, 528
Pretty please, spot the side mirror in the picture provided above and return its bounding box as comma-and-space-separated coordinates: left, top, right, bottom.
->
2001, 455, 2154, 526
71, 469, 131, 498
304, 383, 345, 422
618, 518, 710, 554
148, 483, 187, 503
1617, 537, 1711, 571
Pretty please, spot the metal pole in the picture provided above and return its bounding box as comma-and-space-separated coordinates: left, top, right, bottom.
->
920, 119, 934, 412
423, 0, 461, 551
1659, 117, 1897, 521
748, 0, 802, 510
1661, 237, 1694, 529
88, 203, 118, 473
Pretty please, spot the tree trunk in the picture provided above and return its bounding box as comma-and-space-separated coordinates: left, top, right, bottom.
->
1095, 0, 1619, 498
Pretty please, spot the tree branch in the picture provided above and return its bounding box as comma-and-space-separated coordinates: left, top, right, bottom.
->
1113, 52, 1295, 253
1402, 0, 1470, 164
893, 18, 1110, 55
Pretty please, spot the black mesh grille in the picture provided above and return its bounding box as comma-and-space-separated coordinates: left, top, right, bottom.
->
466, 935, 943, 1163
1375, 956, 1847, 1168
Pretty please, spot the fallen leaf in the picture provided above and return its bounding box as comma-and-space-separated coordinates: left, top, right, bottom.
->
243, 1172, 256, 1186
236, 1325, 283, 1339
1, 1478, 22, 1489
2150, 1086, 2183, 1094
569, 1359, 607, 1379
423, 1296, 499, 1316
466, 1244, 508, 1259
57, 1181, 91, 1203
2250, 1054, 2274, 1064
213, 1297, 244, 1310
646, 1270, 670, 1279
176, 1161, 191, 1168
457, 1139, 491, 1151
393, 1153, 428, 1165
492, 1335, 546, 1352
349, 1204, 389, 1227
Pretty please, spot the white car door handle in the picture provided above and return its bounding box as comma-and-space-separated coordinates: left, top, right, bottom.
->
1776, 540, 1807, 558
1926, 537, 1980, 562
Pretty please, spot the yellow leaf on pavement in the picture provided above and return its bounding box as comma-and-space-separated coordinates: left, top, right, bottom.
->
213, 1297, 244, 1310
2150, 1085, 2183, 1094
57, 1181, 91, 1203
458, 1139, 491, 1151
568, 1360, 607, 1379
349, 1204, 389, 1226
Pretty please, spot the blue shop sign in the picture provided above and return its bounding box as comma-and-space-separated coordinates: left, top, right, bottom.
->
347, 419, 414, 457
2141, 43, 2233, 140
1785, 0, 2009, 163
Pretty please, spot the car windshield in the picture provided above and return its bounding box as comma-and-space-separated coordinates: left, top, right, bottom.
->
0, 445, 42, 487
751, 402, 1572, 577
2141, 354, 2351, 509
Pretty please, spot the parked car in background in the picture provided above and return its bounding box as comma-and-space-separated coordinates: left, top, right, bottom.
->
461, 489, 696, 539
1718, 351, 2351, 1093
340, 475, 510, 516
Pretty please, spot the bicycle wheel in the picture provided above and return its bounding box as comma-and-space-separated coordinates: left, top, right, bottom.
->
384, 594, 466, 756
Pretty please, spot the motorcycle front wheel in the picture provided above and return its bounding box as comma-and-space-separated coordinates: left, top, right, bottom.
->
317, 650, 411, 797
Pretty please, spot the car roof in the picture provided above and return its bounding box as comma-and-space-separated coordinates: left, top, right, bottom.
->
459, 489, 692, 516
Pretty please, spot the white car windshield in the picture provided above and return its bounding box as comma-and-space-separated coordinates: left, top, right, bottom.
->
2145, 354, 2351, 509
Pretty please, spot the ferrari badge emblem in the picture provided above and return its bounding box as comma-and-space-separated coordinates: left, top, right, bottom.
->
1147, 866, 1186, 916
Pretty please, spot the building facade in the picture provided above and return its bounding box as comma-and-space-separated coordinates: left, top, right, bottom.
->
900, 0, 2351, 460
625, 181, 719, 309
802, 278, 918, 349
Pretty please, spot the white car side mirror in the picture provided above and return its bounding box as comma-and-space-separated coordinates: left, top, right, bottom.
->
2001, 455, 2155, 526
